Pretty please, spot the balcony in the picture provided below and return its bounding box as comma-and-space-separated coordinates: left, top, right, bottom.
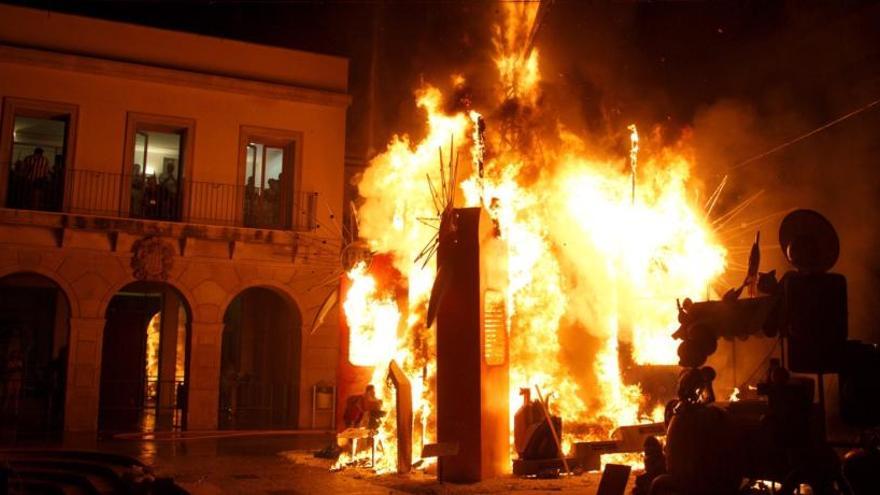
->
3, 168, 318, 232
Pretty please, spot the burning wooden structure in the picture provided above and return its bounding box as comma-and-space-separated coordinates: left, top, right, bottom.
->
335, 0, 735, 480
435, 207, 509, 482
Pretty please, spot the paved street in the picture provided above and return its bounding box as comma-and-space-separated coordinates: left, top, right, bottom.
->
85, 432, 612, 494
93, 432, 392, 494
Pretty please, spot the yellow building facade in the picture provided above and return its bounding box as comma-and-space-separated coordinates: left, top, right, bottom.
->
0, 4, 348, 439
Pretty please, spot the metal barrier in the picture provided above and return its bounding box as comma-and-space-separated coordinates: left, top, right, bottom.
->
4, 171, 66, 213
5, 168, 318, 231
99, 378, 186, 433
218, 380, 298, 429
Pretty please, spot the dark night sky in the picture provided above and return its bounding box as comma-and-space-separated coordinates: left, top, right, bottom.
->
4, 0, 880, 338
8, 1, 879, 155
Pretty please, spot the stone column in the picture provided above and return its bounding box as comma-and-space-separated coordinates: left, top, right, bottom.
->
156, 290, 180, 430
187, 321, 223, 430
64, 316, 106, 437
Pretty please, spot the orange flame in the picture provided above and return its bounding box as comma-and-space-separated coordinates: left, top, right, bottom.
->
345, 1, 727, 473
337, 260, 437, 473
344, 261, 400, 367
145, 312, 161, 385
729, 387, 741, 402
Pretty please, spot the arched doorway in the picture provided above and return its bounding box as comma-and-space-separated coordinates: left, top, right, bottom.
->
0, 272, 70, 442
219, 287, 302, 429
98, 282, 190, 434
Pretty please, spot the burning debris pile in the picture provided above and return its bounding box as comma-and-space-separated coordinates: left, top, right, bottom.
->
337, 1, 727, 474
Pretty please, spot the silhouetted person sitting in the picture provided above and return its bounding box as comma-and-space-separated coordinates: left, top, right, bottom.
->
343, 384, 384, 430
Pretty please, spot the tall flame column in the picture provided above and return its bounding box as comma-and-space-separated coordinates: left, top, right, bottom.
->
436, 207, 510, 482
335, 254, 404, 430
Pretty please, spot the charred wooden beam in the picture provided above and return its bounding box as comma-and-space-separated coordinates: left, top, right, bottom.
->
388, 360, 413, 474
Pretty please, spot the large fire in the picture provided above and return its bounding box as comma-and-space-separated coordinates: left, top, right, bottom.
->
340, 1, 726, 473
343, 261, 399, 368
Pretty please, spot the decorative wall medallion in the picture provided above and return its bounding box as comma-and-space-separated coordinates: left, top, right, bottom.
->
131, 236, 175, 281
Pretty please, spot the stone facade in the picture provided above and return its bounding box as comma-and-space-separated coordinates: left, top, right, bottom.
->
0, 5, 347, 435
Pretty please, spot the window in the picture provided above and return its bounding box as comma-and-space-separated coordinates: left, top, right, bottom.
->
1, 98, 77, 212
130, 130, 183, 220
123, 114, 193, 222
239, 127, 298, 229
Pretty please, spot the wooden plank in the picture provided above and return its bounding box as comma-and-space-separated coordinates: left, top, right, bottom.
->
387, 360, 412, 474
336, 427, 370, 440
615, 422, 665, 452
573, 441, 618, 472
597, 464, 631, 495
534, 385, 569, 473
511, 457, 579, 476
421, 442, 459, 458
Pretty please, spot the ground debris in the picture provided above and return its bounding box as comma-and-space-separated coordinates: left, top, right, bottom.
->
282, 450, 641, 494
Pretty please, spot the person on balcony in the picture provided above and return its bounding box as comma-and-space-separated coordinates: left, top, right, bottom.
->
49, 154, 65, 210
142, 175, 159, 218
7, 158, 26, 208
244, 175, 257, 225
20, 147, 51, 209
263, 178, 280, 225
158, 162, 179, 219
130, 163, 145, 216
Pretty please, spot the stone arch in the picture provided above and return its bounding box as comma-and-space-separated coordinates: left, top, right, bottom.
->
0, 267, 80, 318
98, 280, 194, 433
218, 280, 303, 324
218, 282, 303, 429
0, 270, 74, 438
97, 276, 197, 324
103, 280, 195, 322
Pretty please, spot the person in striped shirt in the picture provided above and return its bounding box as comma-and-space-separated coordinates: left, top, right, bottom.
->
19, 148, 51, 208
21, 147, 51, 182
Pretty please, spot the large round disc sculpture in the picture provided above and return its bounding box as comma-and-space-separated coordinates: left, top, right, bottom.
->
778, 209, 839, 273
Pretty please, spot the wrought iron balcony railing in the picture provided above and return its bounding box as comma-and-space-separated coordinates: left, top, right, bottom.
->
4, 168, 318, 231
